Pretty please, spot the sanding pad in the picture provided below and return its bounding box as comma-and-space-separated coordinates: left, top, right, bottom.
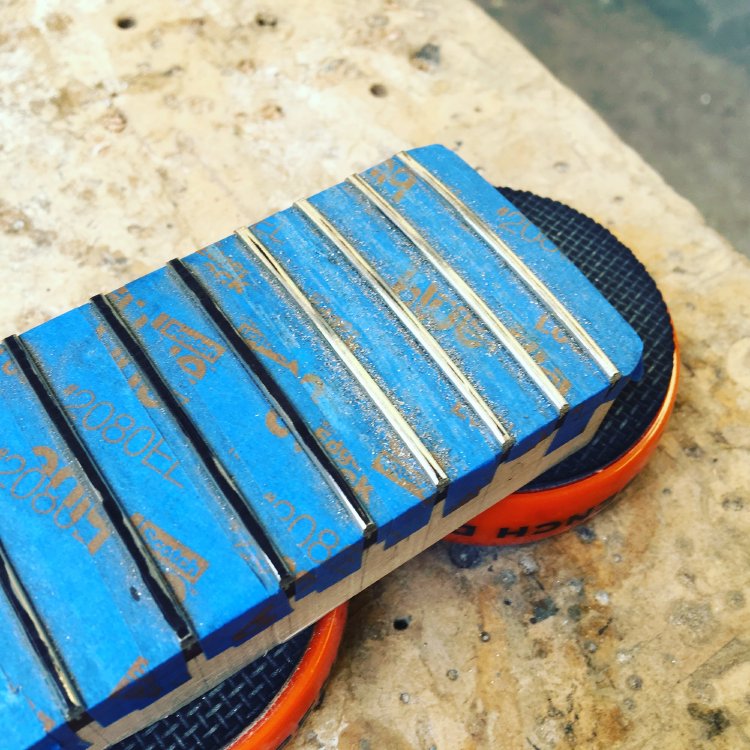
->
113, 605, 346, 750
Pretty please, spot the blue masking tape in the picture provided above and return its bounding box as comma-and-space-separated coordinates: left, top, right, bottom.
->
182, 240, 438, 549
399, 146, 643, 449
21, 305, 290, 658
0, 588, 88, 750
107, 269, 365, 597
0, 347, 187, 726
308, 183, 558, 460
358, 153, 610, 448
250, 209, 501, 514
408, 146, 643, 381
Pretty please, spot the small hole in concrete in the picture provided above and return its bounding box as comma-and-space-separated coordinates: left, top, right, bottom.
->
393, 617, 410, 631
370, 83, 388, 98
255, 12, 278, 27
116, 17, 136, 29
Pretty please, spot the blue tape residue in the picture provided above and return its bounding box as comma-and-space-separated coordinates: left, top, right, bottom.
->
0, 359, 187, 727
21, 306, 290, 658
108, 269, 364, 597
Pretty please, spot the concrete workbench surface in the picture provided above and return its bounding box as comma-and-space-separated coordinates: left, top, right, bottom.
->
1, 1, 748, 748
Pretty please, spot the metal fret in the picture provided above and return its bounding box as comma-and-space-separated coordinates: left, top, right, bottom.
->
168, 258, 374, 541
295, 198, 514, 453
397, 151, 621, 385
6, 334, 196, 649
346, 174, 570, 416
0, 542, 83, 713
233, 226, 448, 490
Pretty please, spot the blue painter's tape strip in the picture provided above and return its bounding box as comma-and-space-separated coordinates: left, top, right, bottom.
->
21, 306, 290, 658
357, 153, 613, 449
181, 239, 437, 549
0, 588, 87, 750
0, 349, 187, 727
308, 183, 559, 460
404, 146, 644, 384
107, 269, 365, 598
249, 209, 501, 514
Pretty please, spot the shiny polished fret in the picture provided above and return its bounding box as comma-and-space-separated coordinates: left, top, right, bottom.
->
346, 173, 570, 416
294, 198, 514, 452
397, 151, 621, 385
233, 225, 448, 491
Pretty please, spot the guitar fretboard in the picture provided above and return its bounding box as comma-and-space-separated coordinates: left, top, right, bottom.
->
0, 146, 642, 750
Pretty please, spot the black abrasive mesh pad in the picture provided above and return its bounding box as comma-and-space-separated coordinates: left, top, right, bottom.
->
496, 188, 674, 490
113, 625, 313, 750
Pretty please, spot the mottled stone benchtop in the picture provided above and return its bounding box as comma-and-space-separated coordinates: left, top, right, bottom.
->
1, 1, 748, 748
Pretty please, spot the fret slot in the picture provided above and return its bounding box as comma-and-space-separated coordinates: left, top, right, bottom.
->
235, 214, 503, 516
8, 336, 196, 653
180, 239, 444, 550
22, 301, 291, 659
0, 540, 83, 715
101, 270, 366, 600
301, 184, 560, 461
0, 574, 85, 748
92, 294, 297, 594
0, 336, 189, 726
168, 257, 376, 543
234, 226, 448, 491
